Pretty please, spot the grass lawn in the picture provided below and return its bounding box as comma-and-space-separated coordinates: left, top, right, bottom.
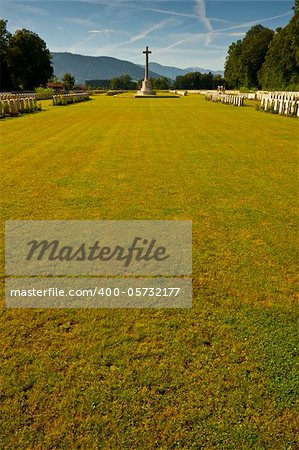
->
0, 95, 298, 449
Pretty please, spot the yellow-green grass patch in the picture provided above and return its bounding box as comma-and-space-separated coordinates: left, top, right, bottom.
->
0, 95, 298, 449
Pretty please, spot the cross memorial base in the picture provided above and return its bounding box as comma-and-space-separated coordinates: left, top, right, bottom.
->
136, 80, 156, 97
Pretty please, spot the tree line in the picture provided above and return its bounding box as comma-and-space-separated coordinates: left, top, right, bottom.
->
87, 73, 225, 91
173, 72, 224, 90
225, 7, 299, 90
87, 75, 171, 90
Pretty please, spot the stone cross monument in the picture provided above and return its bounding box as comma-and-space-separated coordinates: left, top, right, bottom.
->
143, 46, 151, 81
136, 46, 156, 96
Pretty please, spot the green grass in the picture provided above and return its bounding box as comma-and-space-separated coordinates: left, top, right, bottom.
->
0, 95, 298, 449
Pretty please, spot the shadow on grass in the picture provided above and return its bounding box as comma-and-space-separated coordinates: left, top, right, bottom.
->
0, 109, 44, 121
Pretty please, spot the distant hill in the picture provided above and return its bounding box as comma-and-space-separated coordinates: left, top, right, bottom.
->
51, 52, 162, 83
149, 62, 224, 79
184, 66, 224, 77
51, 52, 224, 84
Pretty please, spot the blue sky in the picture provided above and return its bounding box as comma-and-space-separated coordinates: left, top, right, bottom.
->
0, 1, 294, 70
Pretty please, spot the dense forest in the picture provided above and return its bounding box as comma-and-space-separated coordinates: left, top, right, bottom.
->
224, 5, 299, 90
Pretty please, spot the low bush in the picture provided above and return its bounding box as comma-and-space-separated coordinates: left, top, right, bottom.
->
35, 87, 54, 100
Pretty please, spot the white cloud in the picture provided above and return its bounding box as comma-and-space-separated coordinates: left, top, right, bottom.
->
1, 2, 48, 16
88, 29, 115, 33
226, 32, 246, 37
140, 7, 198, 19
195, 0, 213, 44
196, 0, 213, 32
210, 17, 238, 25
129, 18, 175, 43
87, 18, 176, 58
68, 34, 97, 53
64, 17, 96, 27
214, 10, 292, 33
161, 35, 204, 52
160, 9, 292, 52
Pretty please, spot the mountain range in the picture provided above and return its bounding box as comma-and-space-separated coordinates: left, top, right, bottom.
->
148, 62, 224, 79
51, 52, 224, 83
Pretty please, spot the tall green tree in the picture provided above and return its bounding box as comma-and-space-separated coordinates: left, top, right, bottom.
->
225, 25, 274, 88
8, 28, 53, 90
110, 74, 137, 90
62, 72, 75, 90
241, 25, 274, 88
258, 13, 299, 90
0, 19, 13, 90
152, 77, 170, 90
224, 40, 243, 88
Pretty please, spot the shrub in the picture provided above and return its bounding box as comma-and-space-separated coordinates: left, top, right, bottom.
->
239, 86, 254, 93
35, 87, 53, 99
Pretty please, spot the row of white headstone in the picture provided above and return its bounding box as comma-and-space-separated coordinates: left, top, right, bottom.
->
0, 92, 37, 100
260, 97, 299, 116
0, 96, 38, 117
52, 93, 90, 106
169, 90, 187, 96
256, 91, 299, 101
205, 93, 245, 106
213, 90, 256, 99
